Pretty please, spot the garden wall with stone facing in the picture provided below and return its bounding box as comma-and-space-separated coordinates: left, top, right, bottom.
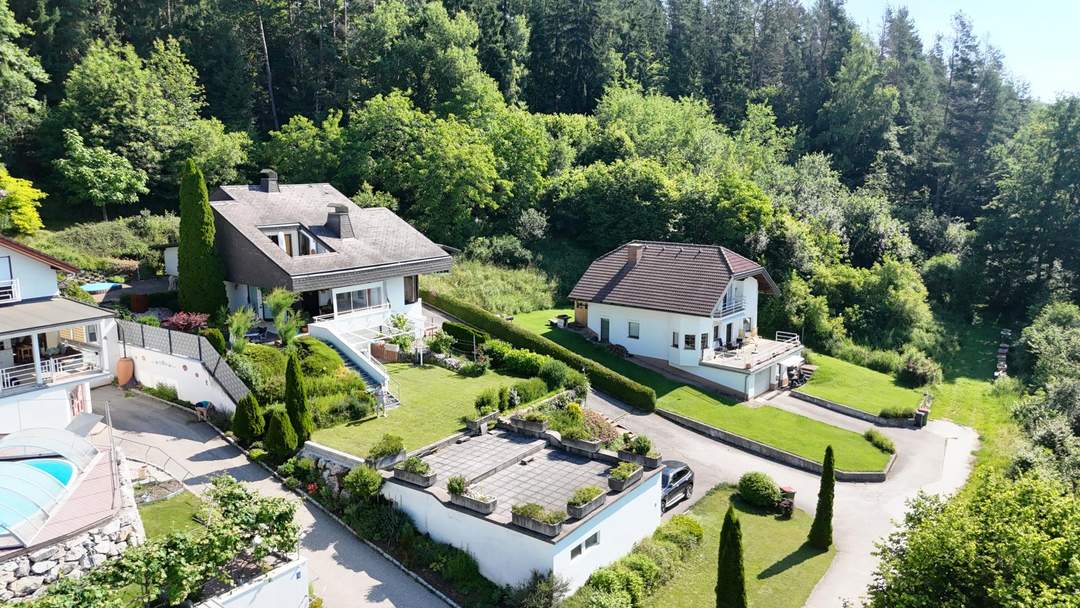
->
1, 453, 145, 603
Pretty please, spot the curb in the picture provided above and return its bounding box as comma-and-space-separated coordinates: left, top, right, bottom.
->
789, 390, 916, 428
127, 388, 462, 608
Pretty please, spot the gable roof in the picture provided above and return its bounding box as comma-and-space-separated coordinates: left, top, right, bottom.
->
209, 183, 452, 292
0, 236, 78, 274
567, 241, 779, 317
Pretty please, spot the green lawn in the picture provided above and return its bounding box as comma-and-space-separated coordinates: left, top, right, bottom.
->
642, 486, 834, 608
311, 363, 521, 457
799, 353, 925, 415
137, 490, 203, 540
513, 310, 892, 472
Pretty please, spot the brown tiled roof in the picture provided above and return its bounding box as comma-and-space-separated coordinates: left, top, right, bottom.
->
567, 241, 779, 317
0, 235, 78, 274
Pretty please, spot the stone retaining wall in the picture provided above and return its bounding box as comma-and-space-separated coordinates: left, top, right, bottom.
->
790, 391, 915, 428
655, 408, 895, 483
2, 451, 145, 603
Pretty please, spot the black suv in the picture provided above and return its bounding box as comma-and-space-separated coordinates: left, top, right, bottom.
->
660, 460, 694, 511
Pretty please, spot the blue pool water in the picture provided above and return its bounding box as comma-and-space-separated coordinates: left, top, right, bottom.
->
25, 458, 75, 486
81, 281, 120, 293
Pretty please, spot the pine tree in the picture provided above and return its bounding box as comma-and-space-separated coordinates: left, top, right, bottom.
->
264, 407, 298, 462
178, 158, 227, 314
716, 504, 748, 608
284, 351, 314, 442
808, 445, 835, 549
232, 392, 265, 445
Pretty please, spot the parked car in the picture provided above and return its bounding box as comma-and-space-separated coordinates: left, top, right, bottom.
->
660, 460, 694, 511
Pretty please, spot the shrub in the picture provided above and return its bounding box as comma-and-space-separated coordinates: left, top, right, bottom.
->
498, 386, 511, 411
609, 462, 641, 481
426, 330, 454, 354
136, 314, 161, 327
284, 476, 301, 490
864, 429, 896, 453
447, 475, 467, 496
443, 321, 489, 350
248, 447, 267, 461
312, 392, 374, 428
512, 377, 549, 404
628, 434, 653, 456
164, 311, 209, 333
508, 572, 569, 608
482, 339, 514, 365
538, 358, 571, 389
879, 406, 916, 419
620, 553, 662, 591
572, 587, 632, 608
634, 538, 681, 584
830, 340, 902, 374
561, 426, 590, 441
568, 486, 603, 507
232, 393, 265, 444
397, 456, 432, 475
565, 370, 590, 399
899, 347, 943, 386
342, 466, 383, 501
295, 336, 345, 377
423, 289, 656, 411
264, 408, 298, 462
475, 389, 499, 415
367, 434, 404, 461
458, 360, 488, 377
201, 327, 227, 356
306, 373, 366, 398
610, 565, 644, 606
502, 348, 549, 377
464, 234, 533, 268
584, 409, 618, 444
738, 471, 781, 508
512, 503, 567, 525
653, 515, 704, 553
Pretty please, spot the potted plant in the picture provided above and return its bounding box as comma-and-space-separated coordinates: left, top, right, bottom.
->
510, 410, 549, 434
366, 434, 407, 470
465, 410, 499, 434
393, 456, 436, 487
608, 461, 643, 492
511, 503, 566, 537
560, 426, 601, 454
447, 474, 497, 515
566, 485, 606, 519
617, 434, 663, 469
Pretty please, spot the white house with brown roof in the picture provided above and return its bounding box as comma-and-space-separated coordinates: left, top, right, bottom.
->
568, 241, 804, 400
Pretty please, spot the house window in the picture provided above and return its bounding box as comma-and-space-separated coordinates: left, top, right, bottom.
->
585, 532, 599, 550
87, 325, 98, 343
701, 333, 708, 351
570, 533, 600, 560
404, 275, 419, 305
672, 332, 678, 348
628, 322, 640, 339
335, 285, 384, 314
684, 334, 696, 350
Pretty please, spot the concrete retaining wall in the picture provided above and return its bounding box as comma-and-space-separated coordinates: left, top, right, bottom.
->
790, 391, 914, 428
655, 408, 894, 483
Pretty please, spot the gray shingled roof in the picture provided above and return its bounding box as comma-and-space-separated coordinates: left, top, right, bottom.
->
210, 184, 452, 292
567, 241, 780, 317
0, 298, 114, 337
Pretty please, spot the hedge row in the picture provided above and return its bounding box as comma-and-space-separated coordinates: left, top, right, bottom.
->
442, 320, 490, 351
423, 289, 657, 411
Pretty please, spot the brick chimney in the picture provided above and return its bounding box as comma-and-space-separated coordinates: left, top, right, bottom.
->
626, 243, 645, 265
326, 204, 355, 239
259, 169, 279, 193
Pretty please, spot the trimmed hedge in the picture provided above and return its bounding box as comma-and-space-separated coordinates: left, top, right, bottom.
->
424, 289, 656, 411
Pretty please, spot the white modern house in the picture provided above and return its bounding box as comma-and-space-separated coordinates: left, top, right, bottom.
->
0, 236, 116, 434
568, 241, 804, 400
380, 431, 662, 594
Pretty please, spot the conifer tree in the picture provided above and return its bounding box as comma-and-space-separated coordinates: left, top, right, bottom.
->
284, 351, 313, 442
809, 445, 835, 549
178, 158, 227, 314
716, 504, 748, 608
232, 393, 265, 445
265, 407, 298, 462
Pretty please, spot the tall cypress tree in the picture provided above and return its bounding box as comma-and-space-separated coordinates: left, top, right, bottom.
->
716, 504, 748, 608
178, 159, 227, 314
232, 392, 265, 445
808, 445, 835, 549
284, 351, 314, 442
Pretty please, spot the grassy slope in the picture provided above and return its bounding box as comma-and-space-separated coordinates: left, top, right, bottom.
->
513, 310, 891, 472
311, 363, 520, 457
800, 353, 925, 415
642, 486, 834, 608
137, 491, 203, 540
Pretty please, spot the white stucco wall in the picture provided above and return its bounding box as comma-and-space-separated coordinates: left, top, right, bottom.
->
381, 484, 553, 588
0, 245, 59, 300
0, 380, 96, 434
552, 473, 662, 593
586, 303, 712, 365
197, 557, 309, 608
111, 344, 236, 413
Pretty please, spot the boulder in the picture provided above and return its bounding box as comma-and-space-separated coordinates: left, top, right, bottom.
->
30, 560, 57, 575
27, 546, 60, 562
9, 576, 44, 597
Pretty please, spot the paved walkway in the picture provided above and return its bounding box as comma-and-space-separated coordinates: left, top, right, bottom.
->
92, 385, 445, 608
587, 390, 977, 608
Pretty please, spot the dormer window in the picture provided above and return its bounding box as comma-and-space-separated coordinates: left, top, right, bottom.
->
259, 224, 330, 257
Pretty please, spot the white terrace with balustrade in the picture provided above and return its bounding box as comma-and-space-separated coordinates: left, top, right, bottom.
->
0, 237, 116, 434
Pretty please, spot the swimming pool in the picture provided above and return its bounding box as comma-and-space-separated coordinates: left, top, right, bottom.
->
0, 458, 77, 545
24, 458, 76, 486
81, 281, 120, 293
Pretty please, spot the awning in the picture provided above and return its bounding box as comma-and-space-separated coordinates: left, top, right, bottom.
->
780, 355, 805, 368
0, 298, 113, 338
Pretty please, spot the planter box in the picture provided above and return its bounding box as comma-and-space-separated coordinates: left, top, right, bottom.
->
393, 468, 437, 488
512, 512, 563, 537
608, 466, 643, 492
370, 450, 406, 470
563, 437, 601, 454
465, 411, 499, 434
642, 454, 663, 469
617, 450, 643, 465
567, 493, 606, 519
450, 492, 497, 515
510, 416, 549, 434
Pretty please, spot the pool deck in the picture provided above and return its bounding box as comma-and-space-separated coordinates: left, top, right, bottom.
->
0, 435, 121, 560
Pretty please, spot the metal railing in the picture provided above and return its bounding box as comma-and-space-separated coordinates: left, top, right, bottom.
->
713, 298, 746, 318
0, 352, 100, 392
0, 278, 20, 303
115, 319, 250, 403
775, 331, 801, 344
312, 301, 391, 323
0, 361, 37, 390
113, 434, 192, 483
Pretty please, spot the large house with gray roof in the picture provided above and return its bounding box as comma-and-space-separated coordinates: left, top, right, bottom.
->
569, 241, 803, 399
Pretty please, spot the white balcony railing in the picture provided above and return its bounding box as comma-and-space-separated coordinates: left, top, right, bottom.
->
0, 279, 20, 304
312, 302, 391, 324
0, 353, 99, 393
713, 298, 746, 318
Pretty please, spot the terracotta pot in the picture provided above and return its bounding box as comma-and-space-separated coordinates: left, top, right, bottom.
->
115, 357, 135, 385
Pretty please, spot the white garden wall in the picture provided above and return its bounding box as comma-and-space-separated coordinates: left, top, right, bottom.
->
196, 557, 309, 608
110, 345, 236, 414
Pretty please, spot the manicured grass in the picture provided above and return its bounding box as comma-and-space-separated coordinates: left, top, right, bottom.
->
642, 486, 834, 608
800, 353, 925, 415
311, 363, 520, 457
137, 490, 203, 540
514, 310, 892, 472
